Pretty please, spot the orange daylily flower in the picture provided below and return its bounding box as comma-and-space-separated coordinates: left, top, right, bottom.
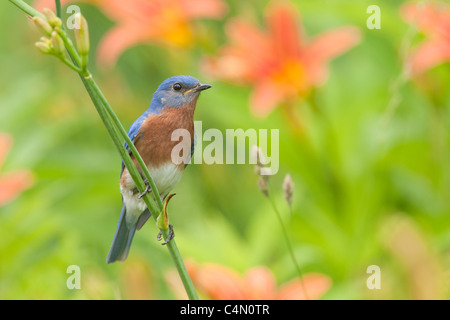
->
34, 0, 227, 67
202, 1, 361, 117
165, 261, 332, 300
401, 1, 450, 75
0, 133, 33, 206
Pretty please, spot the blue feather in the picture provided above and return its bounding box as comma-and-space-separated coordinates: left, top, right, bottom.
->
106, 205, 136, 263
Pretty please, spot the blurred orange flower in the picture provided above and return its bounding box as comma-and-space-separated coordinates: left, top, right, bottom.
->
0, 133, 33, 206
165, 261, 332, 300
202, 1, 361, 117
34, 0, 227, 67
401, 1, 450, 75
120, 257, 156, 299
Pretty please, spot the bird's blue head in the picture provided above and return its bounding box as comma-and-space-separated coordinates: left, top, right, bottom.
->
149, 75, 211, 113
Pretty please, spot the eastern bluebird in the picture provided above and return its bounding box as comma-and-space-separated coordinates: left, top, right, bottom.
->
106, 75, 211, 264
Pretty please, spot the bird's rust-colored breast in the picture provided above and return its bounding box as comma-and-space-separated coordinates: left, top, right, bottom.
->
131, 101, 196, 171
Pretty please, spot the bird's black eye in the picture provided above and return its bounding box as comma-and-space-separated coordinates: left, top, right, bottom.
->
173, 83, 182, 91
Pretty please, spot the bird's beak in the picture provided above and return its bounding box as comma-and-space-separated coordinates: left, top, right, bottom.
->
184, 83, 212, 95
194, 83, 212, 92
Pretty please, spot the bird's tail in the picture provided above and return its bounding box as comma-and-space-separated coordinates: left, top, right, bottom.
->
106, 206, 136, 264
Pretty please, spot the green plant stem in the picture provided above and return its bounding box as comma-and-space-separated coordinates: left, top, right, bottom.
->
81, 75, 196, 299
9, 0, 198, 300
82, 75, 160, 214
50, 6, 157, 214
52, 6, 164, 213
267, 194, 309, 300
59, 56, 82, 72
55, 0, 62, 20
86, 79, 165, 211
81, 68, 199, 302
55, 28, 83, 71
59, 6, 196, 300
9, 0, 45, 18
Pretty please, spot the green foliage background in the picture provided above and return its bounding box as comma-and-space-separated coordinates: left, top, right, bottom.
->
0, 0, 449, 299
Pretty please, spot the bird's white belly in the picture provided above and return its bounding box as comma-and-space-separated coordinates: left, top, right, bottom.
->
148, 163, 184, 197
121, 163, 183, 225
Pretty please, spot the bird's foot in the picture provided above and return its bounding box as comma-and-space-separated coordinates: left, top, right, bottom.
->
137, 180, 152, 199
157, 224, 175, 245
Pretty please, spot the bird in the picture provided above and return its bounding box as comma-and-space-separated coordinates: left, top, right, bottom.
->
106, 75, 211, 264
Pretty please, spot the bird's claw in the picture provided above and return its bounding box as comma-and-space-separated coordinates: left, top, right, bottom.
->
157, 224, 175, 245
137, 180, 151, 199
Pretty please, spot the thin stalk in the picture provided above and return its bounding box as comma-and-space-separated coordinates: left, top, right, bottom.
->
9, 0, 45, 18
59, 56, 82, 72
50, 2, 162, 221
86, 79, 165, 211
267, 192, 309, 300
9, 0, 198, 300
55, 0, 62, 18
81, 75, 197, 298
51, 5, 164, 212
82, 75, 161, 216
58, 3, 196, 299
55, 28, 83, 72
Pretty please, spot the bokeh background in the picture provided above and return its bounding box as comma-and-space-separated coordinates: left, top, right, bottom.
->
0, 0, 449, 299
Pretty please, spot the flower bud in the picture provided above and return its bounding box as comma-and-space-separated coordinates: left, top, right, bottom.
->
39, 37, 51, 44
35, 40, 52, 54
257, 177, 269, 198
43, 8, 62, 28
74, 13, 90, 56
51, 31, 65, 56
282, 174, 294, 206
252, 146, 264, 175
252, 146, 265, 167
158, 193, 176, 230
32, 16, 53, 36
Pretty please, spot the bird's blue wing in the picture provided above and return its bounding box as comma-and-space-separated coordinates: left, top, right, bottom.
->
185, 128, 196, 168
106, 203, 136, 263
125, 111, 150, 152
120, 110, 150, 176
